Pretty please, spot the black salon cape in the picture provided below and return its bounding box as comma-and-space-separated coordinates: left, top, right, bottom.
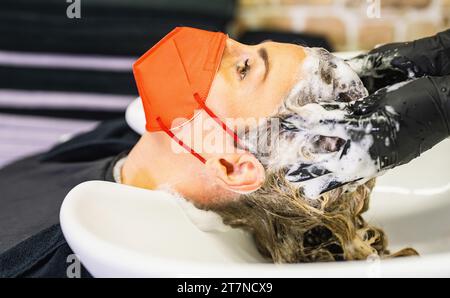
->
0, 119, 140, 277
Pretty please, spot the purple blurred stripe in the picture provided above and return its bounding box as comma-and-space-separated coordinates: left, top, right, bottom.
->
0, 50, 136, 72
0, 130, 72, 142
0, 89, 134, 111
0, 113, 98, 131
0, 143, 53, 151
0, 113, 98, 167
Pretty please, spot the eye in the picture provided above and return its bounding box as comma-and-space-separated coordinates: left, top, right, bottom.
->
237, 58, 250, 80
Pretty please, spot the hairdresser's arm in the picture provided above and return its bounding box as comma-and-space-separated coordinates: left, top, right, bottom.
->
347, 29, 450, 94
286, 75, 450, 197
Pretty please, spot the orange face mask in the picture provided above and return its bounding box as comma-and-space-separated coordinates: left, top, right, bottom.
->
133, 27, 241, 163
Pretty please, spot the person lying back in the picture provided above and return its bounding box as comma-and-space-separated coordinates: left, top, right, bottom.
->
0, 27, 418, 277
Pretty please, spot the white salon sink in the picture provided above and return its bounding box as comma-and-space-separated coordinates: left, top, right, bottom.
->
60, 139, 450, 277
366, 140, 450, 256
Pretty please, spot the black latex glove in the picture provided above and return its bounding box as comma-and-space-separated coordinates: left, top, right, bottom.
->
285, 75, 450, 198
346, 29, 450, 94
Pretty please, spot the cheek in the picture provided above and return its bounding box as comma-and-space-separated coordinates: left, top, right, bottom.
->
224, 92, 279, 119
207, 71, 294, 120
240, 82, 293, 119
206, 74, 237, 119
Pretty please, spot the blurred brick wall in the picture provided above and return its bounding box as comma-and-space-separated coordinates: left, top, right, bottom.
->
237, 0, 450, 51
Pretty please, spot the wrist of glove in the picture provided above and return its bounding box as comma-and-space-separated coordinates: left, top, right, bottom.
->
347, 29, 450, 94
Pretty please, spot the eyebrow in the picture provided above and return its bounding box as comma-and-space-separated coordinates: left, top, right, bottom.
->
258, 47, 270, 81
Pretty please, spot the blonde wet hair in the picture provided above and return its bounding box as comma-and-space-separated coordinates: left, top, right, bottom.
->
207, 172, 417, 263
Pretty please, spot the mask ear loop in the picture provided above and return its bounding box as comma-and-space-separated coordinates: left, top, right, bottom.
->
156, 116, 207, 164
156, 93, 244, 164
193, 93, 243, 148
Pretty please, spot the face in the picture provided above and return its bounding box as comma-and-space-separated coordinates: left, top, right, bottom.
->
207, 39, 366, 122
206, 39, 307, 120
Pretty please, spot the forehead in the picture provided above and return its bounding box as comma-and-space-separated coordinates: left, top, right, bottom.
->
221, 38, 306, 61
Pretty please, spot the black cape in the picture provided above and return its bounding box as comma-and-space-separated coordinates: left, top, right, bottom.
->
0, 118, 139, 277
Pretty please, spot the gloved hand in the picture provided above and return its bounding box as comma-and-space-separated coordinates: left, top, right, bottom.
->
346, 29, 450, 94
285, 75, 450, 198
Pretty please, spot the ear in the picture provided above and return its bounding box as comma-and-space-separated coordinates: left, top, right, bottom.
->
206, 152, 265, 194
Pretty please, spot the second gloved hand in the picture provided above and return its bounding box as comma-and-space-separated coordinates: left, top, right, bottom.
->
285, 76, 450, 198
